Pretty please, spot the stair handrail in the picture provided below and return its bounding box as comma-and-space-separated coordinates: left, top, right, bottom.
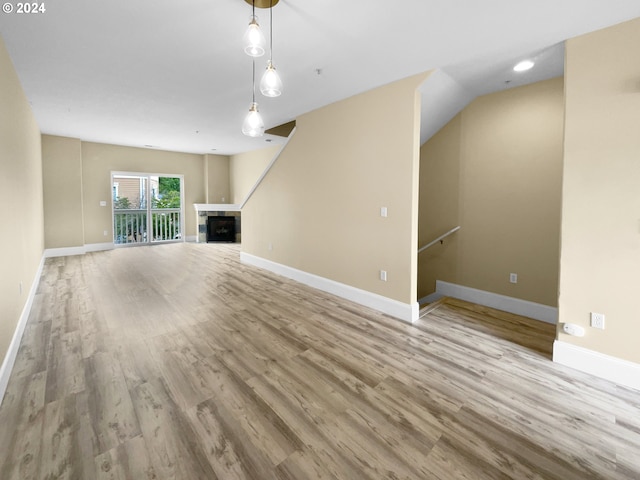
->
418, 226, 460, 254
240, 126, 297, 209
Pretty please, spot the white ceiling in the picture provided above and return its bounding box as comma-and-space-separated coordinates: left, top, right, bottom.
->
1, 1, 639, 155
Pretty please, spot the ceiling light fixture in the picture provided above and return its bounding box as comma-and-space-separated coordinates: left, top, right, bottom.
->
513, 60, 535, 72
241, 0, 281, 137
242, 59, 265, 137
243, 1, 266, 57
259, 0, 282, 97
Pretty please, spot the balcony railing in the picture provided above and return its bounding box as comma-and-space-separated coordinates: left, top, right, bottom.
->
151, 209, 181, 242
114, 209, 181, 245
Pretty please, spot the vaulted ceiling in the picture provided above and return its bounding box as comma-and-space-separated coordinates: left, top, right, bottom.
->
1, 0, 639, 154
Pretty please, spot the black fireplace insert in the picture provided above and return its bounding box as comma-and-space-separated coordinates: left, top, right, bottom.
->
207, 216, 236, 242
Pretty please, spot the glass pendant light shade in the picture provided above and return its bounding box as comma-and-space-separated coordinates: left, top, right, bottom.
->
260, 60, 282, 97
243, 15, 266, 57
242, 102, 265, 137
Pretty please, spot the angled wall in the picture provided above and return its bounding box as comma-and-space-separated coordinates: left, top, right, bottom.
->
241, 73, 429, 317
230, 145, 279, 204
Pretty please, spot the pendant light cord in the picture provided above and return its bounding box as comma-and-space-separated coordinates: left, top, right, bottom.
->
252, 59, 256, 103
270, 0, 273, 62
252, 0, 257, 103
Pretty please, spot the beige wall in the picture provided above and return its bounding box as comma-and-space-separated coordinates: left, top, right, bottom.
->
418, 114, 462, 297
242, 73, 428, 305
419, 78, 564, 306
0, 37, 44, 366
80, 142, 205, 244
558, 18, 640, 363
42, 135, 84, 248
204, 154, 230, 204
230, 145, 279, 204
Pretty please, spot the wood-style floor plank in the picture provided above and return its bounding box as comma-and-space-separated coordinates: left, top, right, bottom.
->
1, 243, 639, 479
0, 371, 46, 480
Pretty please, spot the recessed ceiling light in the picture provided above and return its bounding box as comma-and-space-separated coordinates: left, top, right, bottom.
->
514, 60, 534, 72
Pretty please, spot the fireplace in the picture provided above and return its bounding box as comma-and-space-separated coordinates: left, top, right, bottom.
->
194, 204, 241, 243
207, 216, 236, 242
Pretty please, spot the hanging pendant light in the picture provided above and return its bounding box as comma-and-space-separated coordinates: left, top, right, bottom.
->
242, 102, 264, 137
242, 60, 265, 137
260, 0, 282, 97
260, 60, 282, 98
243, 1, 266, 57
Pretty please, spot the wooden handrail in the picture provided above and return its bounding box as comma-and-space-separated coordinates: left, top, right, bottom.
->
418, 226, 460, 253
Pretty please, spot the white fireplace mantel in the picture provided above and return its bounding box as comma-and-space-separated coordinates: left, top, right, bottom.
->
194, 204, 241, 212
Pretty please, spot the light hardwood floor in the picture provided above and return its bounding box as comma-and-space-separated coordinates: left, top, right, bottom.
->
0, 243, 638, 479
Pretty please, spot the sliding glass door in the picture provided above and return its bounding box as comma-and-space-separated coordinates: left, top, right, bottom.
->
112, 173, 184, 245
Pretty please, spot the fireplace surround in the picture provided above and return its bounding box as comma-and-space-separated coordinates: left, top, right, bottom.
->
194, 204, 241, 243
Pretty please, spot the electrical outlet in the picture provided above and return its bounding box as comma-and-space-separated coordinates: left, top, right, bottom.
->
380, 270, 387, 281
509, 273, 518, 284
590, 312, 605, 329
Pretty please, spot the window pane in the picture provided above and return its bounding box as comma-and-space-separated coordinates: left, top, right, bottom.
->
113, 175, 147, 210
152, 176, 181, 209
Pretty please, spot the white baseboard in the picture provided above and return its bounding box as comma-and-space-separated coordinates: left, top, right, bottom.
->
553, 340, 640, 391
419, 292, 444, 305
435, 280, 557, 324
44, 243, 115, 257
0, 255, 46, 406
84, 242, 114, 253
241, 252, 418, 323
44, 246, 87, 258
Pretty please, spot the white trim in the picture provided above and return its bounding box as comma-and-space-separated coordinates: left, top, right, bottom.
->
0, 255, 45, 406
241, 252, 418, 323
240, 127, 297, 209
44, 246, 86, 258
84, 242, 114, 253
553, 340, 640, 391
435, 280, 557, 324
193, 204, 241, 212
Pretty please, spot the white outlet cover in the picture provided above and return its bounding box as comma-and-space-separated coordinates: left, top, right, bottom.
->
590, 312, 605, 329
